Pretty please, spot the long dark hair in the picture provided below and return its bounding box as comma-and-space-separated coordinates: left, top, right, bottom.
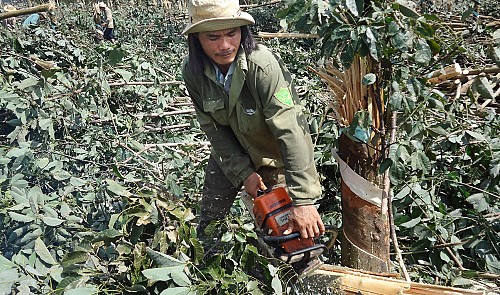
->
187, 25, 258, 74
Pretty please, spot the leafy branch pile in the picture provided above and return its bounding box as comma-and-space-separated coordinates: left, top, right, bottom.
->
0, 1, 499, 295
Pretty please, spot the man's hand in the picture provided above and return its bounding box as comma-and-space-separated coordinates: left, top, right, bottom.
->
243, 172, 267, 198
284, 205, 325, 239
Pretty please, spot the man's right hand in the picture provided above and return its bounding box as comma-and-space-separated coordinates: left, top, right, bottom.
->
244, 172, 267, 198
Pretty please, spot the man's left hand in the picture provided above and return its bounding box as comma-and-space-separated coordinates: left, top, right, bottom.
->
283, 205, 325, 239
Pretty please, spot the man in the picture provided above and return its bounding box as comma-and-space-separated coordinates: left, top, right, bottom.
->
181, 0, 325, 242
98, 2, 115, 42
2, 4, 17, 28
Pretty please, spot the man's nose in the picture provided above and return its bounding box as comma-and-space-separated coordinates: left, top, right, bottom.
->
219, 36, 231, 49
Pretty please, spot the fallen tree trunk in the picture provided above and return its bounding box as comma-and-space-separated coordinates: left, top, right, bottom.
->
299, 264, 486, 295
257, 32, 320, 39
0, 3, 55, 20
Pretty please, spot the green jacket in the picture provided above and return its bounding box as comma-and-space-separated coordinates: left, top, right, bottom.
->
182, 45, 321, 205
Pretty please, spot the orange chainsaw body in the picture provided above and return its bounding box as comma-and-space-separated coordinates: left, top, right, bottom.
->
252, 187, 314, 254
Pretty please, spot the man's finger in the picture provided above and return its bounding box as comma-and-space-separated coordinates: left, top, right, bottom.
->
283, 224, 293, 235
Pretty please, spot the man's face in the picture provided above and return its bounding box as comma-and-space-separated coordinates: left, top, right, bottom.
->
198, 27, 241, 73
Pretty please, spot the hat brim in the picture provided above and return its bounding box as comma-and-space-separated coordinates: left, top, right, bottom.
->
182, 12, 254, 35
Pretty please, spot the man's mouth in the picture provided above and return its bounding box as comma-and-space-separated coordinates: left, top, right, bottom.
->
218, 50, 233, 58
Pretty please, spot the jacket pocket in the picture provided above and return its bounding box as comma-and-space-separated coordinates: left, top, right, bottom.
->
203, 97, 228, 125
237, 102, 265, 136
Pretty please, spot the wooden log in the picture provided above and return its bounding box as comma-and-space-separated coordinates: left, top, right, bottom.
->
299, 264, 486, 295
108, 81, 183, 86
427, 63, 462, 84
257, 32, 320, 39
240, 0, 281, 8
0, 3, 54, 20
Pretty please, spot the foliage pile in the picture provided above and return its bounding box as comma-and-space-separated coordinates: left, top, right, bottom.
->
0, 1, 499, 295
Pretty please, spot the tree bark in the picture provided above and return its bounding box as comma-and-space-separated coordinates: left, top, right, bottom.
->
338, 133, 391, 273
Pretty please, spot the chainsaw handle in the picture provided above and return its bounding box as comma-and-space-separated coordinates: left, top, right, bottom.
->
262, 232, 300, 246
261, 225, 338, 247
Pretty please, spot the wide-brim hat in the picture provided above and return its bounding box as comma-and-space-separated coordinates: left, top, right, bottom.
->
98, 2, 106, 8
182, 0, 254, 35
3, 4, 17, 12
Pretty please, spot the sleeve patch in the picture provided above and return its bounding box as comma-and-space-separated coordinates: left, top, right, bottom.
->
274, 87, 294, 107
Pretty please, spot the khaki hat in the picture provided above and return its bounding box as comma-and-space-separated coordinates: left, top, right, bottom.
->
182, 0, 254, 35
98, 2, 106, 8
3, 4, 17, 12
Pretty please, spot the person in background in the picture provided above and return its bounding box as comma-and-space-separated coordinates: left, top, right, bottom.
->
22, 12, 45, 27
2, 4, 17, 28
98, 2, 115, 42
92, 3, 104, 40
181, 0, 325, 244
22, 11, 57, 29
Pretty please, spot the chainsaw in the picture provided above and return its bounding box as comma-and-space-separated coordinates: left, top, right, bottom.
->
242, 186, 337, 278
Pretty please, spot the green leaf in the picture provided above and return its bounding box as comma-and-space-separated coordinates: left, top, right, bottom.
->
474, 77, 495, 100
271, 276, 283, 294
221, 231, 233, 243
159, 287, 194, 295
108, 47, 126, 66
61, 251, 88, 268
8, 212, 35, 223
16, 77, 39, 90
42, 216, 65, 227
114, 69, 133, 83
64, 286, 99, 295
465, 130, 485, 142
36, 158, 50, 169
70, 177, 86, 187
171, 271, 191, 286
0, 269, 18, 294
361, 73, 376, 85
493, 29, 500, 45
415, 39, 431, 65
56, 275, 82, 293
399, 217, 421, 228
189, 238, 204, 264
389, 92, 403, 109
490, 47, 500, 67
412, 150, 431, 174
235, 232, 246, 243
146, 248, 184, 267
35, 238, 57, 265
379, 158, 392, 174
365, 27, 378, 61
392, 31, 411, 51
11, 186, 27, 204
105, 179, 131, 196
346, 0, 363, 17
466, 193, 489, 213
94, 229, 122, 242
395, 3, 420, 18
461, 6, 475, 21
38, 118, 52, 131
0, 255, 16, 269
142, 266, 185, 282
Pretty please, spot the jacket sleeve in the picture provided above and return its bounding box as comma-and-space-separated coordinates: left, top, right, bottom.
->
254, 50, 321, 205
182, 61, 254, 188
